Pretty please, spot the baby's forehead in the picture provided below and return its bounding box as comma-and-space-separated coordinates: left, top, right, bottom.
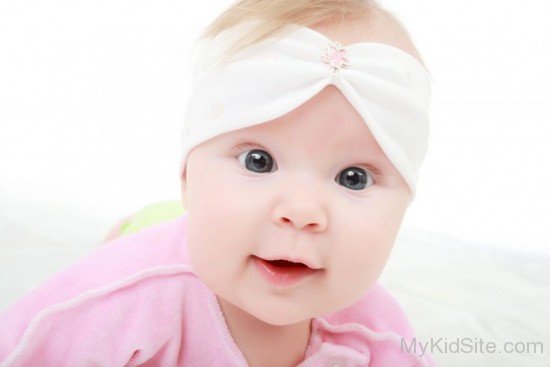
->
226, 117, 385, 161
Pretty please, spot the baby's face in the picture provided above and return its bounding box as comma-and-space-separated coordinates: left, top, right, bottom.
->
181, 85, 411, 325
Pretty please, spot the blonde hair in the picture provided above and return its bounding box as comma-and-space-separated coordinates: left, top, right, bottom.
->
195, 0, 409, 67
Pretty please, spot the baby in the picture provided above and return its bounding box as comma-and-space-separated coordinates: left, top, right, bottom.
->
0, 0, 434, 366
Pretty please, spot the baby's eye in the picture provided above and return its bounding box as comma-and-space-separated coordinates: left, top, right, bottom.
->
236, 149, 276, 173
235, 147, 376, 191
336, 167, 375, 191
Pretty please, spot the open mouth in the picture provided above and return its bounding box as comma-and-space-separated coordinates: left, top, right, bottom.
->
266, 259, 309, 268
252, 256, 320, 287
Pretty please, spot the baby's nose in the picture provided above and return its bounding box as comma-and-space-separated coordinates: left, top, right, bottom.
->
272, 203, 327, 233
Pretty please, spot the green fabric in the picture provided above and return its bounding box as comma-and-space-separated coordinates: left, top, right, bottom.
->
119, 200, 185, 236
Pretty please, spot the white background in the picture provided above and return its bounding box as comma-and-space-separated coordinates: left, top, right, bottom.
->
1, 0, 549, 255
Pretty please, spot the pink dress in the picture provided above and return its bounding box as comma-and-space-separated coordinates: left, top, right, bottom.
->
0, 213, 434, 366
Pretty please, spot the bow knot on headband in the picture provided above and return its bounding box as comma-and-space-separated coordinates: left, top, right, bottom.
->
181, 20, 432, 197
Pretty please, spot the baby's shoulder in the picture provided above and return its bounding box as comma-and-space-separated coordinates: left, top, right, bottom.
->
42, 215, 194, 301
0, 216, 205, 364
1, 214, 196, 319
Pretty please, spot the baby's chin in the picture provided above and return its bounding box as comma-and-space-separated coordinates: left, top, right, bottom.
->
213, 271, 372, 327
240, 297, 315, 326
232, 288, 347, 327
215, 283, 317, 326
253, 285, 377, 326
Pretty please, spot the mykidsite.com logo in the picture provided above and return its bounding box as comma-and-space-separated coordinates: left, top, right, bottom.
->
401, 337, 545, 356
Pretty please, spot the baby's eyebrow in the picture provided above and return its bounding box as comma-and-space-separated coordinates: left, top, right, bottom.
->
318, 141, 384, 171
360, 163, 383, 176
331, 144, 387, 173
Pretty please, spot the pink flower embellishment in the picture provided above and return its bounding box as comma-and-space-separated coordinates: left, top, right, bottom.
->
322, 41, 350, 75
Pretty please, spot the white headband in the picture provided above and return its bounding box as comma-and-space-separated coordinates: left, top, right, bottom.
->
180, 20, 432, 196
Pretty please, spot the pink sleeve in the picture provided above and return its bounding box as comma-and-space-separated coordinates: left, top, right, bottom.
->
0, 263, 141, 365
0, 220, 190, 366
0, 265, 189, 366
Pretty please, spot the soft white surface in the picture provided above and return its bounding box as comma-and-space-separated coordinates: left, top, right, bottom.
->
382, 228, 550, 366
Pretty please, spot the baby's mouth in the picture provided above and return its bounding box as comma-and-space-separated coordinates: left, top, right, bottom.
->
266, 259, 309, 268
252, 256, 321, 287
253, 254, 322, 270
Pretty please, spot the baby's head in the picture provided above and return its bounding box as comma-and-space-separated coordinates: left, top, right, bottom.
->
179, 0, 431, 326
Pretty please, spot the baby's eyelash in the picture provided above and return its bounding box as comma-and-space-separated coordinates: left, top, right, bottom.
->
234, 142, 264, 153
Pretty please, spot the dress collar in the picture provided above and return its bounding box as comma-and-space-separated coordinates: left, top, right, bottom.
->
202, 282, 429, 367
300, 316, 430, 366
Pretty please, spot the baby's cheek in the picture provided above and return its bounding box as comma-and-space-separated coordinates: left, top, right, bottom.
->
186, 222, 236, 296
354, 244, 388, 282
333, 229, 395, 289
322, 247, 382, 311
